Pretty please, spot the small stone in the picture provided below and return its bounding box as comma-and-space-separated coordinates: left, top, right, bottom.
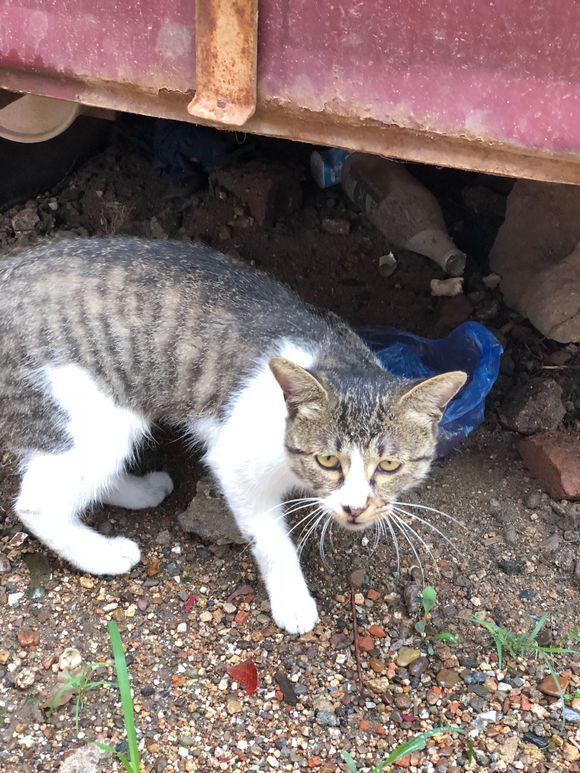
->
176, 622, 187, 633
315, 710, 339, 727
436, 668, 461, 688
356, 635, 374, 652
538, 673, 569, 696
140, 685, 155, 697
15, 668, 36, 689
408, 657, 428, 678
525, 491, 542, 509
11, 208, 40, 232
266, 756, 279, 769
59, 648, 82, 672
8, 592, 24, 607
321, 217, 351, 235
367, 589, 381, 602
563, 707, 580, 723
396, 647, 421, 667
0, 650, 10, 665
349, 568, 366, 587
369, 658, 386, 674
227, 698, 242, 715
156, 530, 172, 546
79, 576, 94, 589
223, 602, 236, 614
394, 694, 412, 710
354, 592, 365, 606
59, 743, 111, 772
17, 629, 39, 647
522, 731, 549, 749
368, 624, 386, 637
367, 677, 390, 695
0, 554, 10, 574
199, 611, 213, 623
563, 742, 580, 763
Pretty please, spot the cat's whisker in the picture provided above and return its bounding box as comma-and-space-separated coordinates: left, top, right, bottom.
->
390, 513, 425, 583
273, 501, 323, 525
268, 497, 321, 519
392, 506, 461, 556
390, 510, 439, 575
297, 510, 328, 558
370, 521, 381, 554
286, 507, 325, 538
393, 501, 465, 528
381, 515, 401, 577
319, 514, 333, 567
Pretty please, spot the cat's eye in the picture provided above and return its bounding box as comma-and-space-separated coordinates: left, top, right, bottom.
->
377, 458, 401, 473
315, 454, 341, 470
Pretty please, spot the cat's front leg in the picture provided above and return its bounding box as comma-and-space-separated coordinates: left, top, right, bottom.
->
212, 480, 318, 634
247, 507, 319, 634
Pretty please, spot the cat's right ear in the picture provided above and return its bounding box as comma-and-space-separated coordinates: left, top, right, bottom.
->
269, 358, 328, 415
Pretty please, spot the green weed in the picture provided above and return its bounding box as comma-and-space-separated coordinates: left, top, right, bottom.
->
48, 662, 111, 730
342, 726, 473, 771
415, 586, 459, 654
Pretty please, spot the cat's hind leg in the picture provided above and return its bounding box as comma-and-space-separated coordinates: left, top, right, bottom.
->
102, 471, 174, 510
14, 364, 150, 575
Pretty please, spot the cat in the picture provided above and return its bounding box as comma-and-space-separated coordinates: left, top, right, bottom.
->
0, 236, 466, 633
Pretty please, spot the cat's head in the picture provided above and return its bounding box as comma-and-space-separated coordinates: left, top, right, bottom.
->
270, 357, 466, 531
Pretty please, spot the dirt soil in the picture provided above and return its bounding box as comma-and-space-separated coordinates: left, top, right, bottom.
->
0, 126, 579, 772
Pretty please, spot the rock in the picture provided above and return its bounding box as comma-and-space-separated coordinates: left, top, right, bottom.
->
177, 477, 245, 544
436, 669, 461, 688
212, 161, 302, 227
17, 629, 39, 647
312, 695, 335, 713
499, 735, 519, 764
11, 207, 40, 232
524, 491, 542, 510
499, 378, 565, 435
519, 431, 580, 500
226, 698, 242, 715
0, 554, 10, 573
563, 707, 580, 723
408, 656, 428, 678
489, 180, 580, 342
369, 658, 386, 674
497, 558, 524, 576
315, 710, 339, 727
403, 583, 423, 615
396, 647, 421, 667
431, 277, 463, 297
522, 731, 549, 749
59, 647, 82, 673
563, 742, 580, 763
349, 568, 366, 587
321, 217, 351, 235
15, 668, 36, 689
538, 673, 569, 696
394, 693, 412, 710
155, 530, 172, 546
367, 677, 390, 695
59, 744, 111, 772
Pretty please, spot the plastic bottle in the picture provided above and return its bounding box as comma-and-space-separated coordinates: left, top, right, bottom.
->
341, 153, 466, 276
310, 148, 349, 189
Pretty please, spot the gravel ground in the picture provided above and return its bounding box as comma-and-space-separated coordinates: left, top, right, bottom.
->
0, 127, 579, 772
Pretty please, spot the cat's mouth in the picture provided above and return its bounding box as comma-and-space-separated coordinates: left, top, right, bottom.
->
333, 503, 391, 531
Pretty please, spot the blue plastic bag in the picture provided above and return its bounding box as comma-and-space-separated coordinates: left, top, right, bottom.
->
359, 322, 503, 457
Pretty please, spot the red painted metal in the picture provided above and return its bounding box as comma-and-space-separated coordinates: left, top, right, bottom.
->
1, 0, 580, 181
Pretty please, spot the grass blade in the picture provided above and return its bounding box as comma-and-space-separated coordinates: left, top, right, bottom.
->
341, 750, 358, 772
373, 726, 473, 770
108, 620, 140, 772
527, 615, 547, 644
92, 741, 133, 772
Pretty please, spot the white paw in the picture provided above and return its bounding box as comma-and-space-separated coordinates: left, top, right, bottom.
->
141, 471, 174, 506
270, 588, 319, 635
80, 536, 141, 575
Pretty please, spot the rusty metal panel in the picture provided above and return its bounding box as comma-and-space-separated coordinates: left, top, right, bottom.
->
187, 0, 258, 126
0, 0, 196, 93
1, 0, 580, 183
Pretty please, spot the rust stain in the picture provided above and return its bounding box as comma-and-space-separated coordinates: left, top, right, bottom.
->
187, 0, 258, 126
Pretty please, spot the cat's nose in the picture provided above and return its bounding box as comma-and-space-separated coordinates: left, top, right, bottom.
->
343, 505, 366, 519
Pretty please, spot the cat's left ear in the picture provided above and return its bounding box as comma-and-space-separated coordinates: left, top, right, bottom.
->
399, 371, 467, 419
269, 357, 328, 415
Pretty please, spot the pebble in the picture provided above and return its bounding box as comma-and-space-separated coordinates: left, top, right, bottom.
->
403, 584, 423, 615
538, 673, 568, 696
15, 668, 36, 689
227, 698, 242, 715
59, 647, 82, 672
525, 491, 542, 509
140, 686, 155, 697
156, 530, 172, 546
17, 630, 39, 647
8, 592, 24, 607
315, 711, 339, 727
0, 555, 10, 574
563, 707, 580, 723
199, 611, 213, 623
396, 647, 421, 667
523, 731, 549, 749
408, 657, 428, 678
223, 602, 236, 614
394, 694, 412, 710
349, 568, 366, 587
79, 576, 94, 589
436, 668, 461, 688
